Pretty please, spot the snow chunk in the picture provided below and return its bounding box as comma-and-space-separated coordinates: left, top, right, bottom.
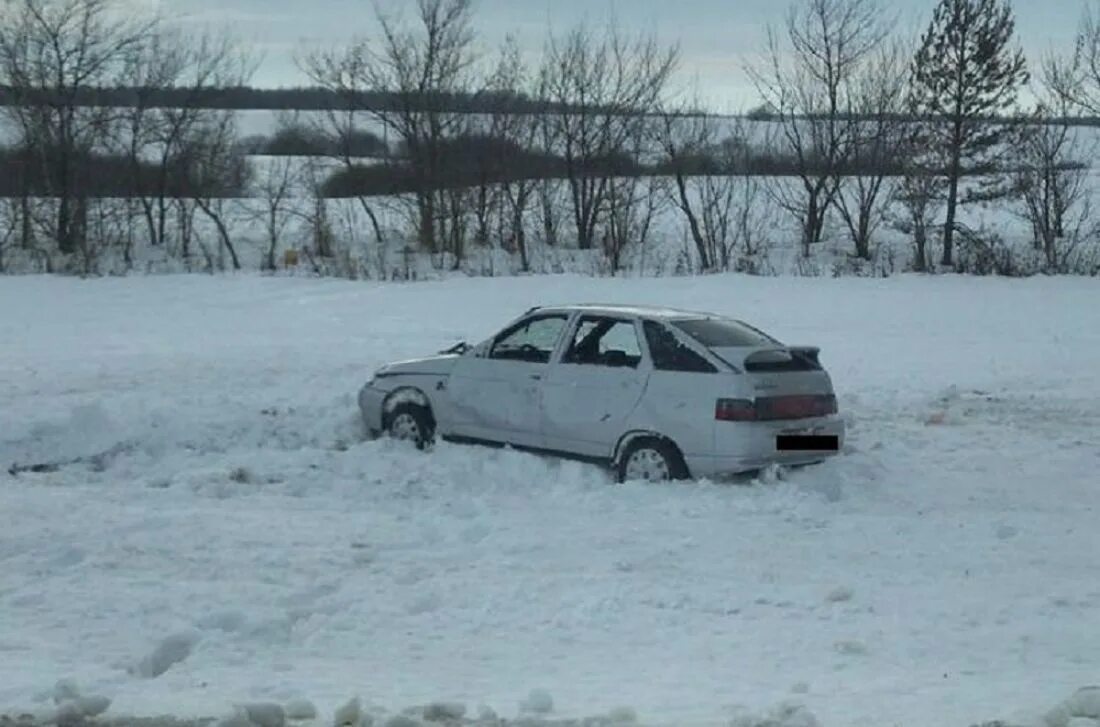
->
825, 586, 854, 603
198, 610, 248, 633
71, 696, 110, 719
833, 639, 868, 655
730, 702, 820, 727
132, 631, 199, 678
43, 679, 111, 724
519, 689, 554, 715
240, 703, 287, 727
381, 717, 421, 727
217, 708, 257, 727
54, 701, 86, 726
1046, 687, 1100, 727
229, 466, 256, 485
757, 464, 784, 484
10, 403, 123, 467
421, 702, 465, 722
50, 680, 80, 705
475, 704, 498, 722
1066, 688, 1100, 719
333, 698, 362, 727
1067, 719, 1099, 727
405, 591, 442, 615
285, 699, 318, 721
591, 706, 639, 724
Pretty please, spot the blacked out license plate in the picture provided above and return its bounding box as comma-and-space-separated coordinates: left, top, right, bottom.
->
776, 434, 840, 452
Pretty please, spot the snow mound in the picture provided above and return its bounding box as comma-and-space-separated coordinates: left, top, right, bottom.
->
381, 716, 421, 727
332, 698, 361, 727
1045, 687, 1100, 727
50, 681, 80, 705
283, 700, 317, 721
586, 706, 640, 725
519, 690, 554, 715
36, 680, 112, 726
2, 403, 132, 474
1066, 719, 1100, 727
132, 632, 200, 679
729, 702, 821, 727
420, 702, 466, 721
238, 703, 286, 727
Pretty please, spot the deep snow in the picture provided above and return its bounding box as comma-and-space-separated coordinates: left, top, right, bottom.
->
1, 273, 1099, 727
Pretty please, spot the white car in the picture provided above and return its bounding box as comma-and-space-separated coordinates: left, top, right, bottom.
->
359, 304, 845, 482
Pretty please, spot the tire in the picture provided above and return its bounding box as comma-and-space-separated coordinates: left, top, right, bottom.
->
616, 436, 689, 483
384, 402, 435, 450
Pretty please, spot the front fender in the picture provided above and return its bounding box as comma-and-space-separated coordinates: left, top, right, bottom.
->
367, 375, 452, 431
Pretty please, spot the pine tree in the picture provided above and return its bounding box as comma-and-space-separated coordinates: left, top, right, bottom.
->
910, 0, 1027, 267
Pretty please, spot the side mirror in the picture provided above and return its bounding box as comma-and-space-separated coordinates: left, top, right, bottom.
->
439, 341, 471, 356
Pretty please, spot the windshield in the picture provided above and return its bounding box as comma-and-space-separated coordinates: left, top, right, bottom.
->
671, 318, 779, 348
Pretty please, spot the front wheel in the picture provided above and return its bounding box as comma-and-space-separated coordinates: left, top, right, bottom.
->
385, 403, 435, 450
616, 437, 689, 483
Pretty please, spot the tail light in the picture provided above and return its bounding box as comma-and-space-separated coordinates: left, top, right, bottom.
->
716, 395, 837, 422
715, 398, 757, 421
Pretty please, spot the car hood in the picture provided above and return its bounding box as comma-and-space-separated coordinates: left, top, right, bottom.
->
375, 354, 461, 378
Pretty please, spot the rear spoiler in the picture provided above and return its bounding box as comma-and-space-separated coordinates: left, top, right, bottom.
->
713, 346, 823, 372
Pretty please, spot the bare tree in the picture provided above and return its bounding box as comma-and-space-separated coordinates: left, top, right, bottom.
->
460, 38, 555, 272
466, 37, 532, 259
1047, 2, 1100, 115
499, 111, 542, 271
600, 175, 661, 274
833, 42, 908, 260
302, 0, 479, 261
254, 154, 300, 272
296, 59, 388, 265
295, 156, 337, 269
1013, 67, 1094, 272
0, 198, 18, 272
659, 107, 721, 271
470, 49, 509, 251
179, 112, 249, 271
749, 0, 887, 256
539, 21, 678, 251
117, 26, 252, 257
0, 0, 151, 259
892, 124, 945, 273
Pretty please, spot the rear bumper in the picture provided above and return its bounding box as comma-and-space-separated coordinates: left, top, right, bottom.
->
687, 415, 846, 478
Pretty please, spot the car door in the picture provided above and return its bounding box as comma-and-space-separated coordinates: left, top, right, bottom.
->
445, 312, 571, 448
540, 315, 650, 458
631, 319, 724, 461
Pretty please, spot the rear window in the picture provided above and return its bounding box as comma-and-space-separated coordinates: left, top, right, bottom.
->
671, 319, 777, 348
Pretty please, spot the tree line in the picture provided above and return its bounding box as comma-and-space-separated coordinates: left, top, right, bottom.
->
2, 0, 1100, 277
0, 84, 623, 116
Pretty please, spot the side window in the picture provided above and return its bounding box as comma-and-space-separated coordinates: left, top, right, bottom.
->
643, 320, 717, 373
489, 315, 568, 363
562, 317, 642, 368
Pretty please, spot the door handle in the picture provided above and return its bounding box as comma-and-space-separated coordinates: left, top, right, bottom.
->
529, 373, 542, 380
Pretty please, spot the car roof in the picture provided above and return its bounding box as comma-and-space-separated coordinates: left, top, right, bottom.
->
528, 303, 721, 321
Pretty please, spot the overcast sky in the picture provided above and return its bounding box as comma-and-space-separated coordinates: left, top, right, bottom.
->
168, 0, 1082, 110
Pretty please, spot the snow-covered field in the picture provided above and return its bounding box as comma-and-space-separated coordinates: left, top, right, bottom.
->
2, 273, 1099, 727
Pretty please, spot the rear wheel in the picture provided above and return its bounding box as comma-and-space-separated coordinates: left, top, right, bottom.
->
385, 403, 435, 450
616, 437, 689, 483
